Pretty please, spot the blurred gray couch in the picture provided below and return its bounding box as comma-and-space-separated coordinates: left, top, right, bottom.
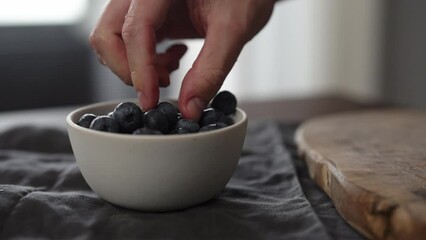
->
0, 26, 93, 111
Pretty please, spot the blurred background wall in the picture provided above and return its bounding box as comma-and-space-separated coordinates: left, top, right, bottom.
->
0, 0, 425, 111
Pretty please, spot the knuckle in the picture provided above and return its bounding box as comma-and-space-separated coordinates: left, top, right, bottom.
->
89, 31, 102, 50
216, 21, 248, 43
225, 14, 248, 32
231, 22, 248, 40
122, 16, 138, 43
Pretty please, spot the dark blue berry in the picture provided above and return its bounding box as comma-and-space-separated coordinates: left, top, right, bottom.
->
221, 117, 234, 126
133, 127, 163, 135
112, 102, 144, 133
177, 113, 183, 121
199, 123, 226, 132
83, 91, 238, 135
175, 119, 200, 133
157, 101, 179, 130
211, 91, 237, 115
216, 111, 234, 126
216, 122, 228, 128
144, 109, 169, 134
77, 113, 97, 128
171, 128, 191, 135
199, 108, 219, 126
89, 116, 121, 133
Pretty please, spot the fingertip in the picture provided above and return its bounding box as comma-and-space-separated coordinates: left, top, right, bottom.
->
178, 96, 205, 121
138, 91, 158, 112
178, 68, 219, 121
132, 65, 159, 111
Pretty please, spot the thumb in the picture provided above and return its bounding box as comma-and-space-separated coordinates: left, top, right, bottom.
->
178, 24, 245, 120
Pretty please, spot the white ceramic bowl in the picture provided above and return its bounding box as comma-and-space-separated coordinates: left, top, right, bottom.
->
66, 100, 248, 211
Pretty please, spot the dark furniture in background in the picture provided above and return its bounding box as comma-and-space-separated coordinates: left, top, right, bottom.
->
0, 26, 93, 111
383, 0, 426, 109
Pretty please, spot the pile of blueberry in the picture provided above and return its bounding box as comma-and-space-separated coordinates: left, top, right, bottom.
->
77, 91, 238, 135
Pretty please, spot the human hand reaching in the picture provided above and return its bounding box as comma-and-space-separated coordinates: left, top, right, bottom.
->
90, 0, 275, 120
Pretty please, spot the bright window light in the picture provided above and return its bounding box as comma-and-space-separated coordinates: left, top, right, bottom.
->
0, 0, 88, 26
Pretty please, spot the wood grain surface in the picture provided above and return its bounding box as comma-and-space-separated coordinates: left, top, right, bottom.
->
296, 109, 426, 240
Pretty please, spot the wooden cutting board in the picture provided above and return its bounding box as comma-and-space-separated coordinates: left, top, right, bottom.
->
296, 109, 426, 240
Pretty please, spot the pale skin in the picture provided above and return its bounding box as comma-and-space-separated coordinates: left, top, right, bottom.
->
90, 0, 276, 120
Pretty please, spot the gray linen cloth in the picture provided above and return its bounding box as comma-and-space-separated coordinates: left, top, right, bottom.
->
0, 109, 363, 239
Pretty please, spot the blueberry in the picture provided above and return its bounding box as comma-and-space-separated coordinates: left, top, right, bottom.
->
199, 123, 226, 132
216, 122, 228, 128
89, 116, 121, 133
84, 91, 238, 135
144, 109, 169, 134
112, 102, 144, 133
133, 127, 163, 135
177, 113, 183, 121
171, 128, 191, 135
216, 111, 234, 126
77, 113, 97, 128
199, 108, 219, 126
175, 119, 200, 133
157, 101, 179, 130
211, 91, 237, 115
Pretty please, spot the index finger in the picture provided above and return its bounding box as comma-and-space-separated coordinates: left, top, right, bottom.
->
89, 0, 132, 85
122, 0, 172, 111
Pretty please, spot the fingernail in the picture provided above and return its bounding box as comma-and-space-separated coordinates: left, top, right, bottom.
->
187, 97, 205, 118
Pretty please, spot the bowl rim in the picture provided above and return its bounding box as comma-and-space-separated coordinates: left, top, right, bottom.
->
66, 99, 248, 140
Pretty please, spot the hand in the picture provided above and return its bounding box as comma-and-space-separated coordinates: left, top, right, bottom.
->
90, 0, 275, 120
